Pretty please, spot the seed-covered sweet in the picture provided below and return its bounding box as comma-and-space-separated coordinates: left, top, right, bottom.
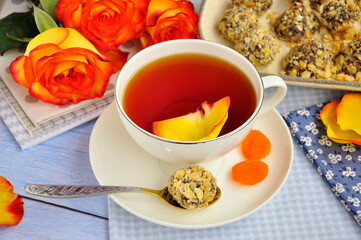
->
232, 0, 273, 14
292, 0, 325, 11
234, 26, 280, 65
309, 0, 324, 10
281, 39, 333, 79
333, 39, 361, 82
356, 0, 361, 8
218, 5, 258, 43
167, 165, 217, 210
320, 0, 360, 33
274, 2, 319, 42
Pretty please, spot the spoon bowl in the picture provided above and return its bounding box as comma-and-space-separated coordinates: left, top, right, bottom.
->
24, 184, 221, 210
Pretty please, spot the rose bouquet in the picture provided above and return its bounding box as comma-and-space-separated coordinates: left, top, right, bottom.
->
0, 0, 199, 105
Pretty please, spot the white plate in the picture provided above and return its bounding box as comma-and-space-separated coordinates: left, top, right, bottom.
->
89, 102, 293, 229
199, 0, 361, 91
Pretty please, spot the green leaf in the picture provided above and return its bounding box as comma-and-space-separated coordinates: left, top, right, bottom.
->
40, 0, 58, 20
33, 4, 58, 32
0, 11, 39, 55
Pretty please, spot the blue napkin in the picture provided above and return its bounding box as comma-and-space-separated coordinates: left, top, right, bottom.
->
283, 102, 361, 227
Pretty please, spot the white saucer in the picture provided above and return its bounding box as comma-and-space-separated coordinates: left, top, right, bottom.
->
89, 102, 293, 229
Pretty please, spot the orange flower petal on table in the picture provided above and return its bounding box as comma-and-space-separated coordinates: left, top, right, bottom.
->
153, 97, 230, 141
336, 93, 361, 135
320, 101, 361, 145
0, 176, 24, 226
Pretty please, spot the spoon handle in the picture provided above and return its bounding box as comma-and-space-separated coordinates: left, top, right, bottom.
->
24, 184, 143, 198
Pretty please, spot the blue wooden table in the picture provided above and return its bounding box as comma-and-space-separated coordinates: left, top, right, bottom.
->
0, 118, 109, 240
1, 1, 361, 238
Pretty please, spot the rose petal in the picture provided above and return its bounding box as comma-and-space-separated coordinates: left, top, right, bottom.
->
336, 93, 361, 135
146, 0, 179, 25
30, 46, 113, 104
88, 56, 113, 96
30, 82, 69, 105
26, 28, 104, 58
9, 27, 113, 105
25, 27, 69, 55
96, 47, 129, 73
57, 0, 149, 49
9, 56, 34, 88
320, 101, 361, 145
140, 0, 198, 48
0, 176, 24, 226
153, 96, 230, 141
59, 28, 103, 56
146, 0, 197, 25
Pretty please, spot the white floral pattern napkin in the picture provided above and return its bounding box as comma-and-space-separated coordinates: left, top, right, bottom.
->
283, 102, 361, 226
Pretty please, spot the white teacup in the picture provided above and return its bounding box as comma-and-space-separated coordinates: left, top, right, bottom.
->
115, 39, 287, 164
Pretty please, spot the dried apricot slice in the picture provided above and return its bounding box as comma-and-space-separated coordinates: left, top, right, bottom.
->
232, 160, 269, 185
241, 129, 271, 160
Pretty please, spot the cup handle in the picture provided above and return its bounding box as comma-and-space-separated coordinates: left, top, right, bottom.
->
259, 76, 287, 115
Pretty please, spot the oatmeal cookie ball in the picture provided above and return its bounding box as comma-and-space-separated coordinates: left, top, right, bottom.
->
218, 5, 258, 43
292, 0, 325, 11
232, 0, 273, 14
334, 39, 361, 81
309, 0, 323, 10
356, 0, 361, 8
281, 39, 333, 79
274, 2, 319, 42
234, 26, 280, 65
320, 0, 360, 34
167, 165, 218, 210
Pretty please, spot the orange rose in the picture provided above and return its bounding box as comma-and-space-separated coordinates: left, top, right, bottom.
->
139, 0, 199, 48
56, 0, 149, 50
9, 28, 114, 105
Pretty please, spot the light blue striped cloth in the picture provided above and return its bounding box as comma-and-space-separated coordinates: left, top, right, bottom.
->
0, 78, 113, 149
108, 86, 361, 239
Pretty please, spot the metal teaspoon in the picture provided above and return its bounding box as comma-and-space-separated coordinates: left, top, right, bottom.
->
24, 184, 221, 210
